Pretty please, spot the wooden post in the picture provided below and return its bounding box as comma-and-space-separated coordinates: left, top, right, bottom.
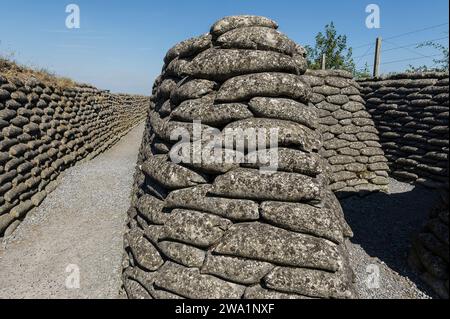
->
321, 54, 326, 70
373, 37, 382, 78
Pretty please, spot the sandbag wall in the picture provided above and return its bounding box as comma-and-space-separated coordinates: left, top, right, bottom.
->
409, 186, 449, 299
359, 73, 449, 188
0, 74, 149, 237
123, 15, 356, 300
302, 70, 390, 196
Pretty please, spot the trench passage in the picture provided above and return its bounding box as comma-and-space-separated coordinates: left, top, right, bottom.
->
0, 121, 438, 299
0, 123, 145, 299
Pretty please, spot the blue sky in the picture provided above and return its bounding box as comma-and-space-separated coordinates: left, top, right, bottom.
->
0, 0, 448, 95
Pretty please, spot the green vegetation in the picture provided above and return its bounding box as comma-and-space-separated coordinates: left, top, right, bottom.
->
1, 44, 76, 88
306, 23, 449, 78
406, 40, 449, 73
305, 22, 373, 79
305, 22, 355, 72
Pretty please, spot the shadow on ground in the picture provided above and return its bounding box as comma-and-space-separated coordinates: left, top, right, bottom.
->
340, 184, 441, 298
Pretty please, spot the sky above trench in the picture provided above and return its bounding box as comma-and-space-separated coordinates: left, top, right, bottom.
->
0, 0, 448, 95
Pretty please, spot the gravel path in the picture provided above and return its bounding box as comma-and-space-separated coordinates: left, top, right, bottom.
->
343, 178, 440, 299
0, 123, 144, 299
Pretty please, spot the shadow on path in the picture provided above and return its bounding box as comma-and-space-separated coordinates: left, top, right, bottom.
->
340, 184, 441, 297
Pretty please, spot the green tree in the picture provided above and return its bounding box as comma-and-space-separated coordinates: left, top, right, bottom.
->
305, 22, 356, 73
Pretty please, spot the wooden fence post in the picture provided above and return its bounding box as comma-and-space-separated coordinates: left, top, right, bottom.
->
373, 37, 382, 78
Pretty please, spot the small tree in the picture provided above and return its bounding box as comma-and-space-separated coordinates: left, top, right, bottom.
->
305, 22, 356, 73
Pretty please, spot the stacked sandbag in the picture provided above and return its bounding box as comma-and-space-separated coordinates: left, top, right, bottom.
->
84, 93, 149, 160
359, 73, 449, 189
409, 186, 449, 299
122, 15, 356, 300
0, 74, 149, 238
301, 70, 389, 195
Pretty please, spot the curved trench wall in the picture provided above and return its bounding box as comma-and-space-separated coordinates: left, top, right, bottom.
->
122, 15, 356, 300
0, 74, 149, 237
409, 186, 449, 299
301, 70, 390, 196
359, 73, 449, 189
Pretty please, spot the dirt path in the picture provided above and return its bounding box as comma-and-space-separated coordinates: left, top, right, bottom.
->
0, 123, 144, 299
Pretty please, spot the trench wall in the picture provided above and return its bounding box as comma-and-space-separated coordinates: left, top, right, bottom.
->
0, 74, 149, 237
409, 186, 449, 299
358, 73, 449, 189
301, 70, 390, 196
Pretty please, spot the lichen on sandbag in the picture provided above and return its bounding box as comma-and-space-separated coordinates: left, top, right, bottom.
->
122, 15, 356, 300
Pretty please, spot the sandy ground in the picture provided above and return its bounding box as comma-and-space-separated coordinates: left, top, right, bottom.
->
0, 123, 144, 299
0, 125, 441, 299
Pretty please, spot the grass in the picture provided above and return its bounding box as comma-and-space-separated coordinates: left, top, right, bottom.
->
0, 53, 77, 89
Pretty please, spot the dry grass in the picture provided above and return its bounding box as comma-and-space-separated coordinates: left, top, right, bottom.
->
0, 55, 77, 89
